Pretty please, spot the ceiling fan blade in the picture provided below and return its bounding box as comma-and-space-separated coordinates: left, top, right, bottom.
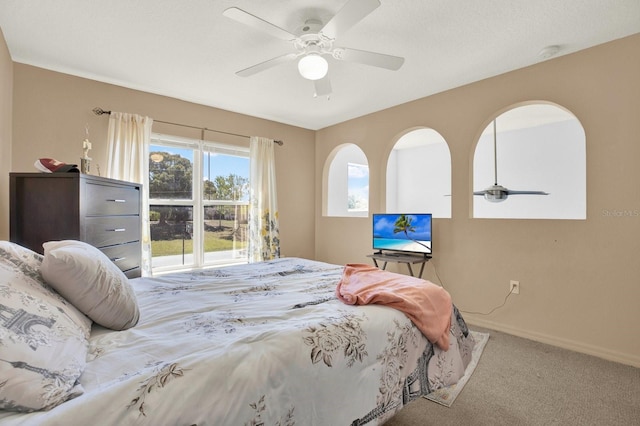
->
474, 190, 548, 196
236, 53, 298, 77
475, 186, 547, 204
223, 7, 296, 41
313, 77, 332, 97
333, 47, 404, 70
506, 190, 549, 195
321, 0, 381, 39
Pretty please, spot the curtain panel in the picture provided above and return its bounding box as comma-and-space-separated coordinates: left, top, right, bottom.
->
248, 137, 280, 262
106, 112, 154, 276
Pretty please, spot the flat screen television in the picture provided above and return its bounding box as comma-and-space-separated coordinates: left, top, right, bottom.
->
372, 213, 432, 255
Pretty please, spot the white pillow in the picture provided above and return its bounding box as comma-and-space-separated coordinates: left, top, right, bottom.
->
0, 241, 91, 412
41, 240, 140, 331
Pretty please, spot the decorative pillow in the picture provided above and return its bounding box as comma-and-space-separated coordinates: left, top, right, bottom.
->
0, 241, 91, 412
41, 240, 140, 331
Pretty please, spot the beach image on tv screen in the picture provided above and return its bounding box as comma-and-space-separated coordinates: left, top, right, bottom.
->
373, 213, 432, 254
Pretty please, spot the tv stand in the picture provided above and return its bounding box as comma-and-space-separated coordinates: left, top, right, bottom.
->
367, 252, 431, 278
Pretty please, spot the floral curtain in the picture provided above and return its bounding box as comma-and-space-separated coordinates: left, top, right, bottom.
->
248, 136, 280, 262
106, 112, 154, 276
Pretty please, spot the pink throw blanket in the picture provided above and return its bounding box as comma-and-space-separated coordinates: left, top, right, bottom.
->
336, 264, 452, 350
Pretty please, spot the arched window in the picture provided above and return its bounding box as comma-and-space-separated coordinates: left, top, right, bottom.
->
324, 143, 369, 217
473, 103, 586, 219
386, 128, 451, 218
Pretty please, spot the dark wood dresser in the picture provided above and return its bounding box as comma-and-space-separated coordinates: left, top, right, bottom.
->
10, 173, 142, 278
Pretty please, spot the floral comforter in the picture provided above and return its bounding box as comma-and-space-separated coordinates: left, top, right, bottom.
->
0, 258, 475, 425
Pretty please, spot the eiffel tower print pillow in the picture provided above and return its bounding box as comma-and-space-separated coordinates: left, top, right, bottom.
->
0, 241, 91, 412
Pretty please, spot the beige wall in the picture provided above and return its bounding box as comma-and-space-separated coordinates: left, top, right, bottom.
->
316, 34, 640, 367
0, 28, 12, 240
9, 64, 316, 260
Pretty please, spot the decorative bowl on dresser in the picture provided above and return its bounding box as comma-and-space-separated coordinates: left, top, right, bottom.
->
10, 173, 142, 278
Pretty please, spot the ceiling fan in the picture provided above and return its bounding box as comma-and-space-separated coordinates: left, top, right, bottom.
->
474, 119, 549, 203
222, 0, 404, 97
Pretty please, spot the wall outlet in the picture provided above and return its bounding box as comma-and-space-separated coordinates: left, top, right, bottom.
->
510, 280, 520, 294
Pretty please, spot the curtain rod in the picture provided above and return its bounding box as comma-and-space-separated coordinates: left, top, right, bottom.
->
92, 107, 283, 146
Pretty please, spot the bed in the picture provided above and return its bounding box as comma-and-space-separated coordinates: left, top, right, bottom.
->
0, 240, 476, 425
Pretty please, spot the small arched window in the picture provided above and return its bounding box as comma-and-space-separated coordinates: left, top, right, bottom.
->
386, 128, 451, 218
324, 143, 369, 217
473, 103, 586, 219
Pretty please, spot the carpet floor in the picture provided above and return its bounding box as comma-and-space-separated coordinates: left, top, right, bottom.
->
385, 326, 640, 426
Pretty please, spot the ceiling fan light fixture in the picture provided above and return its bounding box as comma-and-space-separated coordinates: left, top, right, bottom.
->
150, 153, 164, 163
298, 53, 328, 80
484, 187, 508, 203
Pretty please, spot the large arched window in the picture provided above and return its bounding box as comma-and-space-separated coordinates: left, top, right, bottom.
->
473, 103, 586, 219
386, 128, 451, 218
324, 143, 369, 217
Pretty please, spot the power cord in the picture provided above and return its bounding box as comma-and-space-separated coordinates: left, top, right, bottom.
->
429, 262, 516, 316
459, 288, 515, 316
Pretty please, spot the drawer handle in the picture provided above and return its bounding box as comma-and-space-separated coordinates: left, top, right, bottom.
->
108, 228, 126, 232
111, 257, 126, 262
108, 199, 127, 203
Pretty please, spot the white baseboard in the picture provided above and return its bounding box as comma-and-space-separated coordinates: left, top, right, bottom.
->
466, 317, 640, 368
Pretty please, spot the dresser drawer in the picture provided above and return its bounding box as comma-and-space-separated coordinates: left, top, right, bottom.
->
100, 242, 141, 275
85, 183, 140, 216
123, 267, 141, 279
84, 216, 141, 247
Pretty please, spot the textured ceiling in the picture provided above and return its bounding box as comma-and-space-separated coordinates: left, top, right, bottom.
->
1, 0, 639, 130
